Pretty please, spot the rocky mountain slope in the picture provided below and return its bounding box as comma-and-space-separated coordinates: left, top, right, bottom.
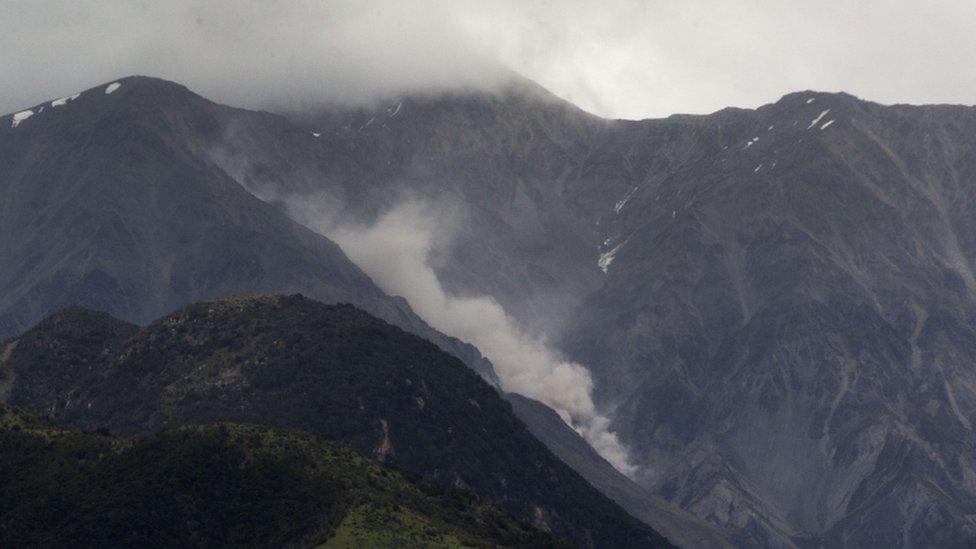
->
0, 76, 728, 546
6, 74, 976, 546
506, 393, 734, 548
210, 82, 976, 546
213, 76, 612, 337
0, 76, 494, 382
0, 295, 671, 548
0, 406, 558, 547
564, 93, 976, 547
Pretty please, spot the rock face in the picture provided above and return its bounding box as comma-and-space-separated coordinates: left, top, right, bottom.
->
0, 295, 671, 548
564, 94, 976, 547
506, 392, 734, 549
212, 84, 976, 546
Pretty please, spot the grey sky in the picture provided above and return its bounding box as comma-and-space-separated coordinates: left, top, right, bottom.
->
3, 0, 975, 119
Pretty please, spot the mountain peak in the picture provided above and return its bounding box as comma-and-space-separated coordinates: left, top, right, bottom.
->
1, 74, 216, 135
774, 89, 860, 106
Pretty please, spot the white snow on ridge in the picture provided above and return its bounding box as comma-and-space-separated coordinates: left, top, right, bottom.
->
598, 243, 624, 273
11, 110, 34, 128
104, 82, 121, 94
808, 109, 831, 129
613, 197, 629, 214
51, 93, 81, 107
821, 120, 836, 130
614, 185, 640, 214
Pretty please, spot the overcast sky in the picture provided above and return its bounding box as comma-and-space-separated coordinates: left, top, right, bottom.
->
3, 0, 975, 119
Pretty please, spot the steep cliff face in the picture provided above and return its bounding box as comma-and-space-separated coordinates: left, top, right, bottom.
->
506, 392, 734, 549
566, 93, 976, 546
211, 85, 976, 545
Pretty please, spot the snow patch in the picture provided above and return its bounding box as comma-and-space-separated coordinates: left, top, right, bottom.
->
598, 243, 623, 273
359, 116, 376, 131
744, 136, 759, 149
390, 101, 402, 117
808, 109, 831, 129
104, 82, 121, 94
51, 93, 80, 107
768, 125, 774, 131
754, 164, 763, 173
11, 110, 34, 128
820, 120, 835, 130
311, 132, 321, 137
806, 98, 816, 104
614, 185, 640, 214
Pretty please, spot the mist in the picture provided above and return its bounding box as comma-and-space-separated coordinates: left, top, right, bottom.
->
286, 198, 637, 476
0, 1, 513, 116
4, 1, 976, 120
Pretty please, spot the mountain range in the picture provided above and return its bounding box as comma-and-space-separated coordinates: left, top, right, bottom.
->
3, 74, 976, 546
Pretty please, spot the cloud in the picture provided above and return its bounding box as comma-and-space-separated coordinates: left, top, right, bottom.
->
0, 1, 512, 115
289, 198, 637, 476
2, 1, 975, 119
479, 0, 976, 119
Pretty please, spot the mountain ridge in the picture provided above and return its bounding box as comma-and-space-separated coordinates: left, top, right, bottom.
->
7, 75, 975, 133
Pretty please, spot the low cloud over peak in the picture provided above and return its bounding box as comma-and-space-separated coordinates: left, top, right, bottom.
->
0, 1, 514, 115
3, 1, 975, 119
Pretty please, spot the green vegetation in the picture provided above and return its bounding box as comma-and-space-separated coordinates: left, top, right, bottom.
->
0, 406, 556, 547
323, 504, 466, 548
2, 295, 671, 547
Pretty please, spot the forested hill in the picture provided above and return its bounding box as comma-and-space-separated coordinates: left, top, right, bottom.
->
0, 406, 558, 547
0, 294, 672, 548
